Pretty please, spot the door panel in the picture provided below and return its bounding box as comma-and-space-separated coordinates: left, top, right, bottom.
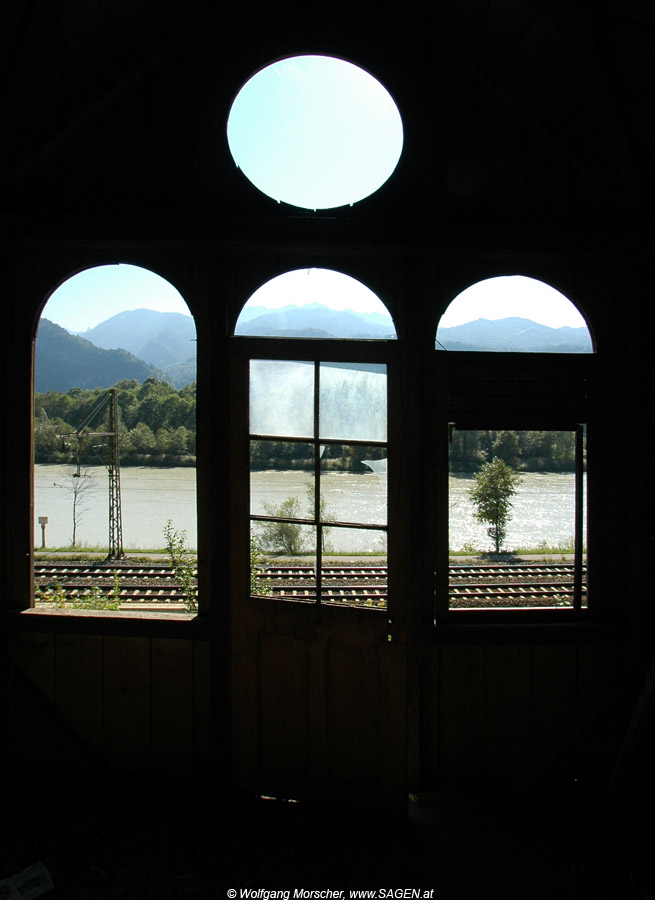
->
230, 347, 407, 811
232, 596, 407, 810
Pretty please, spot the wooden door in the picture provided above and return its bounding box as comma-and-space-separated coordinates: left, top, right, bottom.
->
229, 344, 408, 811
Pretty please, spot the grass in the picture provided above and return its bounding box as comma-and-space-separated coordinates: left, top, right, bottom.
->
35, 545, 198, 559
449, 538, 583, 558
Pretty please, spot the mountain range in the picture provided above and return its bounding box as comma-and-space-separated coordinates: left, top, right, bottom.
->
35, 308, 593, 394
80, 309, 196, 365
36, 309, 197, 393
235, 303, 396, 338
436, 317, 592, 352
35, 319, 166, 392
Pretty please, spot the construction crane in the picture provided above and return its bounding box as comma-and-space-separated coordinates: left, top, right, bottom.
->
60, 388, 124, 559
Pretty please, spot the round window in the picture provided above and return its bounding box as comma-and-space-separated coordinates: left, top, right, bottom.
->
227, 55, 403, 210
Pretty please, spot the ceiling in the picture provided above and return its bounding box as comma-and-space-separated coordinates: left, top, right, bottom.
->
2, 1, 655, 233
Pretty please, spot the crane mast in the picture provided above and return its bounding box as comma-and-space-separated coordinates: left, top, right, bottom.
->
61, 388, 124, 559
107, 389, 123, 559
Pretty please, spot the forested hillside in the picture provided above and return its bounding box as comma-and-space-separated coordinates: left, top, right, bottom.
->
449, 429, 579, 472
81, 309, 196, 385
35, 382, 579, 474
34, 379, 196, 467
35, 319, 165, 391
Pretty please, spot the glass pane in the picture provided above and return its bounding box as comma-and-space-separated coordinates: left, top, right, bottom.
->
319, 363, 386, 442
320, 525, 387, 558
448, 429, 586, 609
250, 522, 317, 602
320, 448, 387, 526
321, 527, 387, 609
236, 269, 396, 340
250, 441, 314, 517
435, 276, 592, 353
227, 55, 403, 211
250, 360, 314, 437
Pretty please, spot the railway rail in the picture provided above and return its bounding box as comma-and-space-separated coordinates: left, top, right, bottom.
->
34, 560, 586, 610
34, 561, 192, 610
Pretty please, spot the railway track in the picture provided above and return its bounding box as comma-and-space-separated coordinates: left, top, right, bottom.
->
34, 561, 585, 609
34, 561, 193, 610
449, 562, 586, 607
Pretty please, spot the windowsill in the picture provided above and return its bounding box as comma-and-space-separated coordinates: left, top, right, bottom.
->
1, 606, 210, 639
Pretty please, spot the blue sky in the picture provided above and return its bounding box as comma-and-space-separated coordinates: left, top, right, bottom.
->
43, 266, 588, 334
437, 276, 588, 329
43, 264, 191, 332
242, 268, 389, 315
227, 55, 403, 210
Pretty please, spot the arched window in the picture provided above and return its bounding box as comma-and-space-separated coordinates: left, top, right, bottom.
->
235, 267, 396, 339
435, 275, 592, 617
33, 264, 198, 614
436, 275, 593, 353
233, 269, 396, 608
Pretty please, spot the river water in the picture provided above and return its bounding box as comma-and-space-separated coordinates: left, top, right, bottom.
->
34, 465, 199, 551
34, 465, 584, 553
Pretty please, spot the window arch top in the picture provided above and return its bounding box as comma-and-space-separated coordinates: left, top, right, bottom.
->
234, 268, 397, 340
42, 264, 193, 334
435, 276, 593, 353
227, 55, 404, 210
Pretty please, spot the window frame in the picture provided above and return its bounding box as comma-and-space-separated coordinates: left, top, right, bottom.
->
230, 335, 400, 615
25, 267, 202, 627
443, 421, 587, 618
433, 349, 595, 625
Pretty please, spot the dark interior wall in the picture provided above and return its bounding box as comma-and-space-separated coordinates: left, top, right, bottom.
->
0, 243, 640, 797
2, 1, 655, 801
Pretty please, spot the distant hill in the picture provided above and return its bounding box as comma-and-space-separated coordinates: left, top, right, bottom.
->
436, 317, 592, 352
35, 319, 165, 392
37, 310, 588, 394
79, 309, 196, 384
234, 303, 396, 338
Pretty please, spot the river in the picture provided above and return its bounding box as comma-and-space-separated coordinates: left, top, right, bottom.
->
33, 465, 584, 553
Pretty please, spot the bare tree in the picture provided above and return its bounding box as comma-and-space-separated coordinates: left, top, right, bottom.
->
66, 468, 95, 547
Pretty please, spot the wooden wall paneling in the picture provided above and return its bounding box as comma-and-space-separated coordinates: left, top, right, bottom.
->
193, 640, 211, 771
420, 646, 441, 788
485, 645, 532, 782
378, 641, 408, 793
230, 608, 259, 791
258, 632, 310, 775
150, 637, 194, 774
308, 633, 329, 782
529, 643, 577, 778
531, 644, 577, 735
9, 632, 56, 701
577, 641, 622, 707
7, 632, 56, 766
326, 639, 380, 786
576, 641, 625, 781
54, 633, 103, 757
102, 635, 151, 772
439, 645, 486, 785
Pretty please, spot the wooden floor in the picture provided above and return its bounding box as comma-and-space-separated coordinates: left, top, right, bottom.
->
1, 771, 652, 898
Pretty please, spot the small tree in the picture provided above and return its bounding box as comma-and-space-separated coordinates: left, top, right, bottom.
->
469, 457, 522, 553
61, 468, 94, 547
260, 496, 304, 554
